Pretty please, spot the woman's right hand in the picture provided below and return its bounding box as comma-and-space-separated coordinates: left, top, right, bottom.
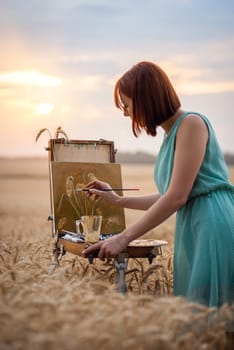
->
86, 179, 121, 205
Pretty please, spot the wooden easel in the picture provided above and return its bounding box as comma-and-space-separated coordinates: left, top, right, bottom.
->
46, 137, 167, 293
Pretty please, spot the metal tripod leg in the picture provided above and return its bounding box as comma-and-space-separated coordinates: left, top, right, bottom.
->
114, 253, 129, 294
48, 230, 64, 274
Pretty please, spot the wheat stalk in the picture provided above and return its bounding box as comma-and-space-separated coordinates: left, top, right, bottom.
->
35, 128, 52, 142
54, 126, 69, 140
35, 126, 69, 143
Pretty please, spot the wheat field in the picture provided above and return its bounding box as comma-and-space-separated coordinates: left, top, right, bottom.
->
0, 158, 233, 350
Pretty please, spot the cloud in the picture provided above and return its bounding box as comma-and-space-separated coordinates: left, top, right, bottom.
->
68, 74, 109, 91
178, 81, 234, 95
0, 71, 62, 87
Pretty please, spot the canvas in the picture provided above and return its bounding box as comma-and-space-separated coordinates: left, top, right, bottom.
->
50, 161, 126, 235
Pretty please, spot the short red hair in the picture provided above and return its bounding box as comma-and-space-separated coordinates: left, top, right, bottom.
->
114, 61, 181, 137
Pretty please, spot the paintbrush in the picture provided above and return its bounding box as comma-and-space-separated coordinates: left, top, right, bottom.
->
75, 188, 139, 192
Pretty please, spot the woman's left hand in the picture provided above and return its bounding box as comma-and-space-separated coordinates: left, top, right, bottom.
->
82, 234, 128, 260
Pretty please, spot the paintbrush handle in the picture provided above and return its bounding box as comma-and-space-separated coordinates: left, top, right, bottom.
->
76, 188, 139, 192
99, 188, 139, 191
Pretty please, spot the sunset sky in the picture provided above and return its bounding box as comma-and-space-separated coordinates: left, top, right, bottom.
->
0, 0, 233, 157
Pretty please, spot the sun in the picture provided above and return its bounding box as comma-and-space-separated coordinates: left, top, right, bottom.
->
35, 102, 55, 115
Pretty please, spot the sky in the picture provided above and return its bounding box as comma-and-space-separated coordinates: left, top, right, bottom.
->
0, 0, 233, 157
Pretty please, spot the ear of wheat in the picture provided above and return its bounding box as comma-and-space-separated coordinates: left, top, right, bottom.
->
35, 127, 69, 142
35, 128, 52, 142
54, 126, 69, 140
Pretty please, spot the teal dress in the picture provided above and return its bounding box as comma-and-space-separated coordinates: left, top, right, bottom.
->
154, 112, 234, 308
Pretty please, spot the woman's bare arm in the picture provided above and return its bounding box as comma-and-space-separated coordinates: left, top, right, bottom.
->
116, 193, 161, 210
87, 179, 161, 210
122, 115, 209, 243
83, 115, 208, 259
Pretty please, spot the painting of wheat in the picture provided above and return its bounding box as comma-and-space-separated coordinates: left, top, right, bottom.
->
51, 162, 126, 234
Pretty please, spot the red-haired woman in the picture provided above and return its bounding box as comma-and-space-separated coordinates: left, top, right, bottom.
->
83, 61, 234, 312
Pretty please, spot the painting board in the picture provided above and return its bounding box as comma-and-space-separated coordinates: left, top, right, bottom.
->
50, 162, 126, 235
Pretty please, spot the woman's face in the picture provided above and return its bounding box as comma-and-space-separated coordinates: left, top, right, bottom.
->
119, 92, 133, 119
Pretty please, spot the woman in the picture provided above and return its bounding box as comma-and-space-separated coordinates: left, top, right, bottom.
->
82, 61, 234, 309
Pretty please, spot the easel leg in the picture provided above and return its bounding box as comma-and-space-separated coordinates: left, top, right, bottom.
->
48, 242, 64, 274
114, 253, 129, 294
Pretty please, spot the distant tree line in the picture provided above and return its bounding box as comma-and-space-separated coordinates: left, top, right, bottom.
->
116, 151, 234, 165
116, 151, 156, 164
0, 151, 234, 165
224, 153, 234, 166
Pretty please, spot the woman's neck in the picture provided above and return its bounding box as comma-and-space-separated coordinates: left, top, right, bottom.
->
161, 108, 185, 134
